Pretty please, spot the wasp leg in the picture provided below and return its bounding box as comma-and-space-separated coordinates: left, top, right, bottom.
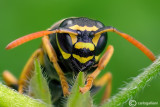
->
80, 45, 114, 94
94, 72, 112, 103
18, 48, 43, 93
2, 70, 18, 90
42, 35, 70, 96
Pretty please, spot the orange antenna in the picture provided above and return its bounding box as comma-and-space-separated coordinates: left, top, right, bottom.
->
95, 26, 156, 62
6, 31, 54, 50
6, 28, 78, 50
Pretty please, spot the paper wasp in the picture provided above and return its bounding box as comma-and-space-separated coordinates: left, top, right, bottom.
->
3, 17, 156, 104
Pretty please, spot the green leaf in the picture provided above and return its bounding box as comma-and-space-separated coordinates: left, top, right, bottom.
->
0, 83, 47, 107
28, 59, 52, 106
67, 72, 93, 107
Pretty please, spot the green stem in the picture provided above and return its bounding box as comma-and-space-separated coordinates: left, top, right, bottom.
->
102, 57, 160, 107
0, 83, 47, 107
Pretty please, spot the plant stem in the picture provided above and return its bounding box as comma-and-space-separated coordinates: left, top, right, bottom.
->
102, 57, 160, 107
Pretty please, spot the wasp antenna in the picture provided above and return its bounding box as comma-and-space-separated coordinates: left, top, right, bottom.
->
95, 27, 156, 61
6, 28, 78, 50
6, 30, 54, 50
113, 28, 156, 61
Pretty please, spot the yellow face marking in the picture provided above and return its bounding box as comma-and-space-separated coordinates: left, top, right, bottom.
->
56, 35, 71, 59
70, 34, 77, 44
92, 34, 101, 46
95, 55, 100, 61
73, 54, 94, 63
69, 25, 99, 31
75, 42, 95, 51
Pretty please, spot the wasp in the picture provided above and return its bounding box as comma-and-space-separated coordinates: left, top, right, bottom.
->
3, 17, 156, 104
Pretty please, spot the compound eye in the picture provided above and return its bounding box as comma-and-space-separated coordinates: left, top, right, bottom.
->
95, 33, 108, 55
57, 33, 73, 53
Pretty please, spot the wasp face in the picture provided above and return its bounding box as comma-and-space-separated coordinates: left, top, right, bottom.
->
56, 17, 108, 72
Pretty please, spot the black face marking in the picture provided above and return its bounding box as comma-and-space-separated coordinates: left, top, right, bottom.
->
77, 31, 93, 43
72, 48, 94, 57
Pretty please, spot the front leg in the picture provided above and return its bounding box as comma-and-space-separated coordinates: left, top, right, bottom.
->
42, 35, 70, 96
80, 45, 114, 94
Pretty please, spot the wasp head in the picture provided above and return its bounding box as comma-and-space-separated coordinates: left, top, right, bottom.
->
56, 17, 108, 72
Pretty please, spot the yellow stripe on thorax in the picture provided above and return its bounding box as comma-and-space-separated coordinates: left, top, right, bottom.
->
75, 42, 95, 51
56, 35, 71, 59
73, 54, 94, 63
69, 25, 99, 31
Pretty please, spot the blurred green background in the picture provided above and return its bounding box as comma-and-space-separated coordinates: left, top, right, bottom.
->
1, 0, 160, 106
